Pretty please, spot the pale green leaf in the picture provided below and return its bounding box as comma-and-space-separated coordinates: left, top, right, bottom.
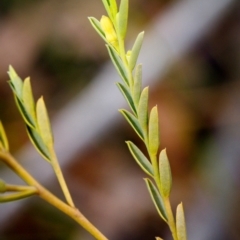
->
129, 31, 144, 70
106, 45, 128, 85
36, 97, 53, 148
144, 178, 168, 222
137, 87, 149, 140
0, 121, 9, 151
102, 0, 113, 20
126, 141, 153, 176
176, 203, 187, 240
109, 0, 118, 18
133, 64, 142, 107
117, 0, 128, 39
22, 77, 36, 125
88, 17, 106, 41
116, 82, 137, 115
156, 237, 164, 240
26, 125, 51, 162
159, 149, 172, 197
119, 109, 144, 140
8, 65, 23, 99
148, 106, 159, 156
14, 95, 35, 128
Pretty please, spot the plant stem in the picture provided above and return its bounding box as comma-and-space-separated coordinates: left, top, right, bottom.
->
150, 154, 161, 188
49, 147, 75, 207
0, 151, 108, 240
5, 184, 36, 192
164, 197, 178, 240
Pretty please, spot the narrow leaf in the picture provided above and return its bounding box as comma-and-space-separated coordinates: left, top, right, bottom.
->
117, 0, 128, 39
14, 96, 35, 128
129, 31, 144, 70
159, 149, 172, 197
156, 238, 164, 240
176, 203, 187, 240
148, 106, 159, 156
119, 109, 144, 140
102, 0, 113, 20
144, 178, 168, 222
36, 97, 53, 148
109, 0, 118, 18
116, 82, 137, 115
0, 121, 9, 151
22, 77, 36, 125
137, 87, 149, 140
7, 66, 23, 99
106, 45, 128, 85
126, 141, 153, 176
26, 126, 51, 163
133, 64, 142, 107
88, 17, 106, 41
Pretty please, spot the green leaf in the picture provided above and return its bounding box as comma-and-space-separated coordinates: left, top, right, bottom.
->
0, 121, 9, 151
22, 77, 36, 125
26, 125, 51, 162
133, 64, 142, 107
176, 203, 187, 240
36, 97, 53, 148
126, 141, 153, 176
88, 17, 106, 41
106, 45, 128, 85
148, 106, 159, 156
117, 0, 128, 39
137, 87, 149, 140
129, 31, 144, 70
109, 0, 118, 18
8, 65, 23, 99
144, 178, 168, 222
116, 82, 137, 115
159, 149, 172, 197
14, 95, 35, 128
119, 109, 144, 140
102, 0, 113, 20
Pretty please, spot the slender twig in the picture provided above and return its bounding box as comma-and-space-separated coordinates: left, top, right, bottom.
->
49, 147, 75, 207
0, 151, 108, 240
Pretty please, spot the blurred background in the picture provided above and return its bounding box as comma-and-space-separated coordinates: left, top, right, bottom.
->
0, 0, 240, 239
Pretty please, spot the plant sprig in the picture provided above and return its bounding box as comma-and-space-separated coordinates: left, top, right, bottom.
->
0, 67, 108, 240
89, 0, 187, 239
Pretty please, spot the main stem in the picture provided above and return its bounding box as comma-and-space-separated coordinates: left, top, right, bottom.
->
116, 20, 178, 240
0, 151, 108, 240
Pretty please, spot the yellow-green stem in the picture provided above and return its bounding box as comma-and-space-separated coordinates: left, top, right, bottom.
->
49, 147, 75, 207
150, 154, 161, 190
164, 197, 178, 240
0, 151, 108, 240
6, 184, 36, 192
